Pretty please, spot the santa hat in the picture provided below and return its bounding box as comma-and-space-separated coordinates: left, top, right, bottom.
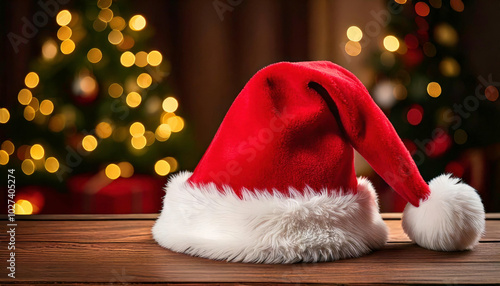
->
152, 61, 485, 263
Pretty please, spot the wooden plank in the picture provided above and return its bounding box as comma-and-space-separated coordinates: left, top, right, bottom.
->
3, 242, 499, 284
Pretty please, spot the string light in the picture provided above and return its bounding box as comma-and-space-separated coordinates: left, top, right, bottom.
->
0, 108, 10, 124
1, 140, 15, 155
393, 83, 408, 100
45, 157, 60, 173
105, 163, 121, 179
108, 29, 124, 45
120, 51, 135, 67
155, 124, 171, 141
60, 39, 75, 54
439, 57, 460, 77
395, 0, 407, 3
40, 100, 54, 115
57, 26, 72, 40
118, 162, 134, 178
42, 39, 58, 60
93, 19, 107, 32
82, 135, 98, 152
434, 23, 458, 47
25, 72, 39, 88
29, 97, 40, 111
30, 144, 45, 160
137, 73, 152, 88
415, 2, 430, 17
126, 92, 142, 107
110, 16, 126, 30
22, 159, 36, 175
96, 122, 113, 138
56, 10, 72, 26
162, 97, 178, 112
129, 122, 145, 137
165, 157, 178, 172
14, 200, 33, 215
48, 114, 66, 132
87, 48, 103, 63
383, 35, 400, 52
427, 82, 442, 98
18, 89, 32, 105
131, 136, 147, 149
23, 106, 36, 121
147, 51, 162, 66
346, 26, 363, 42
98, 8, 113, 22
144, 131, 155, 146
167, 116, 184, 133
129, 15, 146, 31
135, 51, 148, 67
344, 41, 361, 56
118, 36, 135, 50
108, 83, 123, 98
97, 0, 112, 9
0, 150, 8, 165
154, 159, 170, 176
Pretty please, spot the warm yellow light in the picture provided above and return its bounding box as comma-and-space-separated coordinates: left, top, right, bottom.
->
118, 162, 134, 178
131, 136, 147, 149
0, 150, 8, 165
40, 100, 54, 115
14, 199, 33, 215
427, 82, 442, 98
110, 16, 126, 31
126, 92, 142, 108
144, 130, 155, 146
30, 144, 45, 160
135, 51, 148, 67
165, 157, 178, 172
45, 157, 60, 173
108, 29, 124, 45
118, 36, 135, 51
1, 140, 15, 155
344, 41, 362, 56
439, 57, 460, 77
346, 26, 363, 42
57, 26, 72, 40
105, 163, 121, 180
0, 108, 10, 124
18, 89, 33, 105
42, 39, 58, 60
128, 123, 144, 138
129, 15, 146, 31
162, 97, 178, 113
155, 124, 171, 141
167, 116, 184, 133
98, 8, 113, 22
80, 76, 97, 94
25, 72, 39, 88
60, 39, 75, 54
93, 19, 107, 32
29, 97, 40, 111
434, 23, 458, 47
87, 48, 102, 64
160, 112, 175, 124
137, 73, 152, 88
97, 0, 112, 9
96, 122, 113, 139
82, 135, 98, 151
108, 83, 123, 98
147, 50, 162, 66
48, 114, 66, 132
23, 106, 36, 121
22, 159, 35, 175
395, 0, 407, 3
56, 10, 72, 26
383, 35, 400, 52
155, 159, 170, 176
120, 51, 135, 67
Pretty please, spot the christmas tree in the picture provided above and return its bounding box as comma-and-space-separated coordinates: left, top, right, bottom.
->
0, 0, 193, 214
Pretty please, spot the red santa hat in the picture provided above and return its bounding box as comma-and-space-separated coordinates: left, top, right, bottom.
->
152, 61, 485, 263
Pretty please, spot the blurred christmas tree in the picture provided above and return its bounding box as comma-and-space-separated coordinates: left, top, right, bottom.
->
0, 0, 194, 214
345, 0, 499, 210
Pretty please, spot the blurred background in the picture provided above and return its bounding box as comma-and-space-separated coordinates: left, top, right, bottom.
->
1, 0, 499, 214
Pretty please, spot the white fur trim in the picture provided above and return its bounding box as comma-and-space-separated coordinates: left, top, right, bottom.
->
152, 172, 388, 263
402, 174, 485, 251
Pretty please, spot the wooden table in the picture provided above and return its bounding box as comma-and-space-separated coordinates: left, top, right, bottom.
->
1, 213, 499, 285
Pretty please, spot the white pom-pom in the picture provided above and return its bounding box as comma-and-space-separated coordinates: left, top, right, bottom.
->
402, 174, 485, 251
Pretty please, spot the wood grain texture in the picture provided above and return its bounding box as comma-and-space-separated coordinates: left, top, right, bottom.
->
0, 214, 499, 285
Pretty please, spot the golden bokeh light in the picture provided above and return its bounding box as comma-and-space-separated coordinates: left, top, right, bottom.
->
129, 122, 145, 137
427, 82, 442, 98
45, 157, 60, 173
162, 97, 178, 113
434, 23, 458, 47
93, 19, 107, 32
154, 159, 170, 176
60, 39, 76, 54
131, 136, 147, 149
29, 97, 40, 111
108, 29, 124, 45
87, 48, 103, 63
439, 57, 460, 77
40, 100, 54, 115
383, 35, 400, 52
97, 0, 112, 9
155, 124, 171, 141
82, 135, 98, 152
18, 89, 33, 105
110, 16, 126, 31
129, 15, 146, 31
120, 51, 135, 67
346, 26, 363, 42
395, 0, 407, 3
98, 8, 113, 22
25, 72, 39, 88
22, 159, 35, 175
118, 36, 135, 50
1, 140, 15, 155
167, 116, 184, 132
23, 106, 36, 121
80, 76, 97, 94
42, 39, 58, 60
147, 50, 162, 66
96, 121, 113, 138
48, 114, 66, 132
108, 83, 123, 98
135, 51, 148, 67
137, 73, 152, 88
105, 163, 121, 180
0, 150, 9, 165
126, 92, 142, 108
0, 108, 10, 124
164, 157, 178, 172
118, 162, 134, 178
14, 200, 33, 215
144, 130, 155, 146
344, 41, 362, 56
57, 26, 72, 40
393, 83, 408, 100
30, 144, 45, 160
160, 112, 174, 124
56, 10, 72, 26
